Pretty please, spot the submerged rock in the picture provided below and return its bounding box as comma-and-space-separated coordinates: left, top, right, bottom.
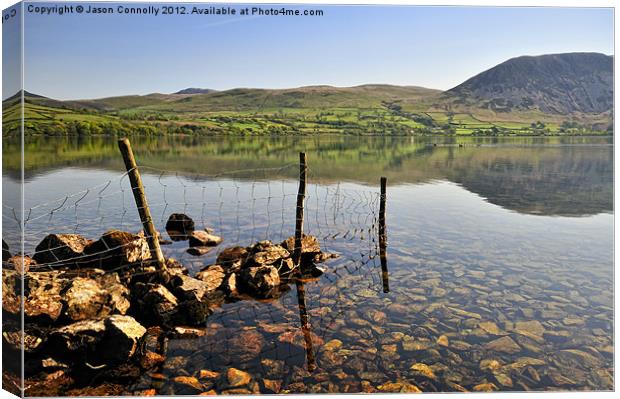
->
49, 315, 146, 365
33, 234, 92, 267
238, 265, 281, 298
484, 336, 521, 354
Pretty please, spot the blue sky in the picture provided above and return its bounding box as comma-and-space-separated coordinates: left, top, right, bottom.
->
3, 3, 614, 100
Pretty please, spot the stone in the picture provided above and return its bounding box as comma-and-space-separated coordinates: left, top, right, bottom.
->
172, 376, 204, 394
33, 234, 92, 266
63, 277, 113, 321
410, 363, 436, 380
189, 231, 223, 247
187, 247, 213, 256
165, 213, 195, 235
401, 337, 433, 352
437, 335, 449, 347
376, 381, 422, 393
514, 320, 545, 337
278, 330, 325, 349
484, 336, 521, 354
239, 265, 281, 298
478, 321, 503, 335
473, 383, 498, 392
479, 359, 502, 371
84, 230, 151, 269
3, 331, 43, 353
195, 265, 226, 292
247, 241, 290, 266
281, 234, 321, 254
216, 246, 248, 271
170, 274, 212, 301
199, 370, 221, 380
493, 373, 513, 387
49, 315, 146, 365
323, 339, 343, 351
134, 283, 179, 326
7, 255, 35, 273
262, 379, 281, 393
226, 368, 252, 387
227, 330, 265, 363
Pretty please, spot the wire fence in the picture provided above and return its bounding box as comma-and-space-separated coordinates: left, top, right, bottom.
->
4, 145, 390, 392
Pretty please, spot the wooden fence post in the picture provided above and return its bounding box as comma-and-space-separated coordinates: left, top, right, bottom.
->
379, 177, 389, 293
118, 138, 168, 278
292, 152, 307, 267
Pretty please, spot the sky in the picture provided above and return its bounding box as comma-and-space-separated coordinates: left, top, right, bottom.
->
2, 2, 614, 100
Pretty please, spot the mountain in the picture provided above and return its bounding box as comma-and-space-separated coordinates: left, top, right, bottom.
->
447, 52, 613, 115
175, 88, 217, 95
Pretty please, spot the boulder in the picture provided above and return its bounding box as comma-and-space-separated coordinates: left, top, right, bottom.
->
189, 231, 223, 247
247, 241, 290, 267
131, 283, 179, 326
48, 315, 146, 365
84, 230, 151, 269
281, 234, 321, 254
216, 246, 248, 272
165, 214, 195, 237
186, 246, 214, 257
238, 265, 281, 298
195, 265, 226, 292
2, 239, 11, 261
2, 270, 130, 324
33, 234, 92, 267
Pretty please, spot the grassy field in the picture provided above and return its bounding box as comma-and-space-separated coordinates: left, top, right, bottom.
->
2, 86, 612, 137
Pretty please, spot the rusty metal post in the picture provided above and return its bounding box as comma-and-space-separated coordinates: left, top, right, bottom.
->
118, 138, 168, 277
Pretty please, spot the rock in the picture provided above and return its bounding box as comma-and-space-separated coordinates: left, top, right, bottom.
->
278, 330, 324, 349
546, 371, 576, 386
473, 383, 498, 392
226, 368, 252, 387
484, 336, 521, 354
7, 255, 36, 273
133, 283, 179, 326
138, 327, 166, 369
247, 241, 290, 266
216, 246, 248, 271
49, 315, 146, 365
33, 234, 92, 266
478, 321, 503, 335
2, 239, 10, 261
262, 379, 281, 393
199, 370, 221, 380
376, 381, 422, 393
437, 335, 449, 347
187, 247, 214, 256
410, 363, 436, 380
323, 339, 343, 351
84, 230, 150, 269
479, 359, 502, 371
172, 376, 204, 394
514, 320, 545, 337
170, 274, 213, 302
493, 373, 513, 387
189, 231, 223, 247
195, 265, 226, 292
227, 330, 265, 363
63, 277, 113, 321
3, 331, 43, 353
543, 330, 571, 343
401, 336, 433, 352
281, 234, 321, 254
165, 213, 195, 235
238, 265, 280, 298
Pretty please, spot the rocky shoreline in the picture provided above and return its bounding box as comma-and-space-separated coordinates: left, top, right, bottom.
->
2, 213, 337, 396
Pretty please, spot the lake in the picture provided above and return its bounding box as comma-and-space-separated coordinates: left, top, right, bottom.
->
2, 135, 614, 393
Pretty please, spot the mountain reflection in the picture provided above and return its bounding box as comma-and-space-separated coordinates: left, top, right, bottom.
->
2, 135, 612, 217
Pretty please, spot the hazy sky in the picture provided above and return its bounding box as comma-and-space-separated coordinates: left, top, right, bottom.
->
3, 3, 614, 100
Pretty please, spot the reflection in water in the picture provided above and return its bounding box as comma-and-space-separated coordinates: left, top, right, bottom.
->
3, 135, 613, 217
294, 279, 316, 372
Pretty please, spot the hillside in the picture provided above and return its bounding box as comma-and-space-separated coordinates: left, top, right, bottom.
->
447, 52, 613, 115
3, 52, 613, 137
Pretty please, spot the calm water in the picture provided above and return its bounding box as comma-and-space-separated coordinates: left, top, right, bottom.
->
2, 135, 614, 393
